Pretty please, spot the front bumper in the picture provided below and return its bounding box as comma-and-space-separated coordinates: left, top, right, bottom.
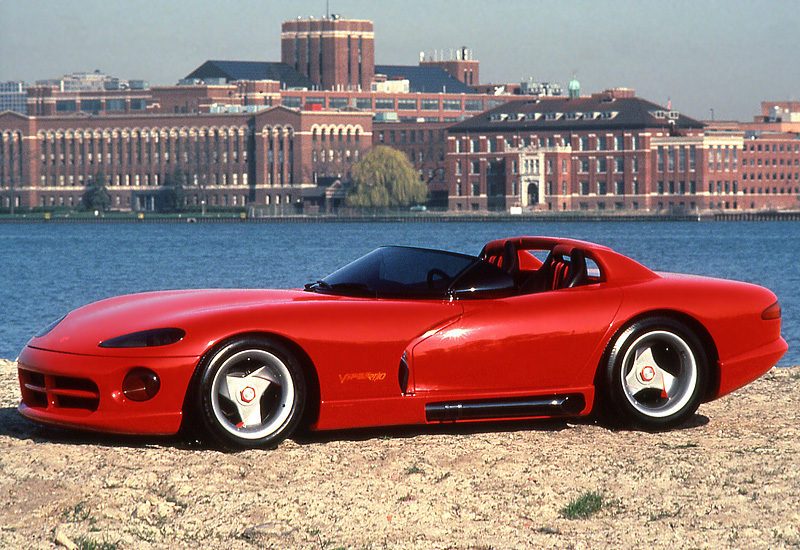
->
17, 345, 200, 435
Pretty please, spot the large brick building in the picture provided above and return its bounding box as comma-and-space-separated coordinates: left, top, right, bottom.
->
0, 106, 371, 212
445, 89, 800, 212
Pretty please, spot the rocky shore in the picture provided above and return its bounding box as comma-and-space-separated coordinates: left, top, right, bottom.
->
1, 358, 798, 549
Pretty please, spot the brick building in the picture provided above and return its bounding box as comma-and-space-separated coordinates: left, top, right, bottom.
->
0, 106, 371, 212
281, 16, 374, 91
419, 47, 479, 87
446, 90, 800, 212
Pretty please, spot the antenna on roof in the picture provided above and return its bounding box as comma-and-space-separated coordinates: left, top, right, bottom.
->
326, 0, 330, 18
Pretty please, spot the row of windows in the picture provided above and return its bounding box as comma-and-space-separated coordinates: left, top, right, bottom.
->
455, 134, 642, 153
578, 157, 640, 173
743, 157, 800, 166
37, 191, 253, 209
742, 172, 800, 181
745, 143, 800, 153
55, 98, 146, 113
283, 96, 505, 112
377, 128, 446, 145
310, 128, 362, 143
403, 148, 445, 165
37, 129, 256, 170
742, 186, 799, 195
39, 171, 250, 188
312, 148, 359, 163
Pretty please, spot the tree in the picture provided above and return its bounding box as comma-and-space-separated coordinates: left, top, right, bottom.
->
346, 145, 427, 209
161, 169, 188, 212
81, 171, 111, 211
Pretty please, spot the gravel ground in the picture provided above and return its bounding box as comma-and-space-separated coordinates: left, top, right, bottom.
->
1, 358, 799, 550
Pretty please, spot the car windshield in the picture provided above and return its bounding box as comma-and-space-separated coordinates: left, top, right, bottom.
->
307, 246, 478, 297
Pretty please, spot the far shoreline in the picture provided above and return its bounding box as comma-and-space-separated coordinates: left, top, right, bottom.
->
2, 209, 800, 224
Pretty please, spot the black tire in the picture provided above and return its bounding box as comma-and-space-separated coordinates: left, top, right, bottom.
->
194, 337, 306, 450
602, 318, 707, 430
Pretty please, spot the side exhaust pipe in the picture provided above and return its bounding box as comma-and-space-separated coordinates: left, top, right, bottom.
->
425, 394, 585, 422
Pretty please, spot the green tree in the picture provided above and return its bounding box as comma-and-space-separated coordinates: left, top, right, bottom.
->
82, 171, 111, 211
161, 169, 188, 212
346, 145, 427, 209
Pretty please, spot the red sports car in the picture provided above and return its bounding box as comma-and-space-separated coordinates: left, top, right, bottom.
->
17, 237, 787, 449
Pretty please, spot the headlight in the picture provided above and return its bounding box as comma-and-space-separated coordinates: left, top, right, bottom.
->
99, 328, 185, 348
35, 314, 67, 338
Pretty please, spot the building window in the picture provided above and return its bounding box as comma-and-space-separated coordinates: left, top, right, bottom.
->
397, 98, 417, 110
56, 100, 77, 112
421, 99, 439, 110
464, 99, 484, 111
580, 159, 589, 172
442, 99, 461, 111
375, 98, 394, 110
615, 157, 624, 172
470, 138, 479, 153
106, 99, 125, 111
470, 160, 480, 174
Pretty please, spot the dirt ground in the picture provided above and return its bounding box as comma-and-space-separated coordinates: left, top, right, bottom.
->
1, 358, 799, 550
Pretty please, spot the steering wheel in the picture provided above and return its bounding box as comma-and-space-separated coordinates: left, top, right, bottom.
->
426, 268, 451, 289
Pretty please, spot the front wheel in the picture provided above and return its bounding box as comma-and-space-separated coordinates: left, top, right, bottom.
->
602, 318, 707, 430
194, 337, 306, 449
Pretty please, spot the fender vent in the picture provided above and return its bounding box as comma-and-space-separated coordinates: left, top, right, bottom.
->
398, 352, 410, 394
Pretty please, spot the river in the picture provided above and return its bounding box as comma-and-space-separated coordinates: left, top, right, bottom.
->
1, 220, 796, 365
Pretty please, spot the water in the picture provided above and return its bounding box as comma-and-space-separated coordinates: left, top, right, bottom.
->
1, 220, 797, 365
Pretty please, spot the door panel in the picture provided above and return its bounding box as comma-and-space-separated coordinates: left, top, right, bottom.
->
411, 286, 623, 395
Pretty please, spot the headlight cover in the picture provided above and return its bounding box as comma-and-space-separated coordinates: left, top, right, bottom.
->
35, 314, 67, 338
99, 328, 186, 348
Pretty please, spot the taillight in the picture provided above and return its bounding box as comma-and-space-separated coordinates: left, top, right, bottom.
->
762, 301, 781, 320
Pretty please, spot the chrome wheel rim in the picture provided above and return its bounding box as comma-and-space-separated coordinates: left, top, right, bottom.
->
209, 348, 295, 440
619, 330, 698, 418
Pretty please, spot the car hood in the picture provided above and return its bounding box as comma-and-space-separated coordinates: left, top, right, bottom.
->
28, 289, 327, 356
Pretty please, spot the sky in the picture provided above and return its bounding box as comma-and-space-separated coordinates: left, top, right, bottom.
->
1, 0, 798, 122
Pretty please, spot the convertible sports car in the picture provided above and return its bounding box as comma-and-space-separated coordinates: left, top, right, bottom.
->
17, 236, 787, 449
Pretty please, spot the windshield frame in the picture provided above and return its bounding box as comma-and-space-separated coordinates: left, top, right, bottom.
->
306, 245, 482, 299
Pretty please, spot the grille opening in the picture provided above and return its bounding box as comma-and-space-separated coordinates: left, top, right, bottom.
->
18, 368, 100, 413
52, 375, 99, 394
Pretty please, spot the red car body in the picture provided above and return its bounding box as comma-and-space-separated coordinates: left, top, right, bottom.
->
17, 237, 787, 448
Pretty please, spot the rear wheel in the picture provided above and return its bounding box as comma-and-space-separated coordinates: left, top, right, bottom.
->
603, 318, 707, 430
194, 337, 306, 449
